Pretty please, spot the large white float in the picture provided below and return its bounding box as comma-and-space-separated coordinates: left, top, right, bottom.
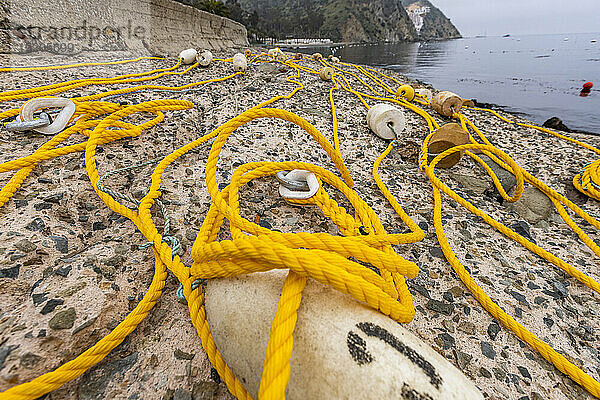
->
206, 270, 484, 400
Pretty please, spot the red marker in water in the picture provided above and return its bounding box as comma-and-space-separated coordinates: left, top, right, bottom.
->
580, 81, 593, 97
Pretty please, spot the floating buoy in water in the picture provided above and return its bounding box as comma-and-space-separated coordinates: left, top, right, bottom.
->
244, 49, 252, 58
179, 48, 197, 64
319, 67, 334, 81
580, 81, 593, 97
294, 53, 303, 60
312, 52, 323, 61
205, 271, 485, 400
431, 91, 463, 117
330, 56, 340, 63
366, 103, 406, 140
232, 53, 247, 72
426, 123, 469, 168
415, 88, 432, 102
197, 50, 213, 67
395, 85, 415, 101
462, 99, 475, 107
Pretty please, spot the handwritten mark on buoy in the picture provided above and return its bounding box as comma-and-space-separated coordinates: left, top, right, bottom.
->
347, 322, 443, 390
402, 383, 434, 400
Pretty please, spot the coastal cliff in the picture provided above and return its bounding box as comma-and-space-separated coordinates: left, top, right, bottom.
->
320, 0, 418, 42
235, 0, 460, 42
402, 0, 461, 40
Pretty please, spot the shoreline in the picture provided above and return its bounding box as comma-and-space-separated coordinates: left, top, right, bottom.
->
280, 38, 600, 135
0, 49, 599, 400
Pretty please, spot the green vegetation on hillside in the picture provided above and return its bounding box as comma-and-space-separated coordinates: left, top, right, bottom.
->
174, 0, 459, 43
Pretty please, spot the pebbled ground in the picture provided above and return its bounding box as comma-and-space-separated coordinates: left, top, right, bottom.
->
0, 48, 599, 400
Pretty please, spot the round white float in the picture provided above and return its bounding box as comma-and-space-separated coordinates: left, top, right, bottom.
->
232, 53, 248, 72
179, 48, 197, 64
205, 270, 484, 400
366, 103, 406, 140
197, 50, 213, 67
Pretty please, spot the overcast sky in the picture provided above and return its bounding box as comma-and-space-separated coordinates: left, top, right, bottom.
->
432, 0, 600, 37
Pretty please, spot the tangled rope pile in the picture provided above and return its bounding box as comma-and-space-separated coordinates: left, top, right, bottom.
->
0, 48, 599, 399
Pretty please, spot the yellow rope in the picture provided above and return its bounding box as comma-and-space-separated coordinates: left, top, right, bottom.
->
0, 60, 183, 100
322, 57, 600, 399
1, 49, 599, 400
468, 106, 600, 200
0, 56, 165, 72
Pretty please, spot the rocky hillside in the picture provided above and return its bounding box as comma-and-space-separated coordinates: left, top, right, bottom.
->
234, 0, 459, 42
320, 0, 418, 42
402, 0, 461, 40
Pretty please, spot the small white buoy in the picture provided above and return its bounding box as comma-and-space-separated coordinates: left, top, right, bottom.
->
232, 53, 247, 72
197, 50, 213, 67
268, 48, 283, 58
179, 48, 197, 64
431, 91, 463, 117
312, 52, 323, 61
366, 103, 406, 140
415, 88, 432, 102
330, 56, 340, 63
206, 271, 485, 400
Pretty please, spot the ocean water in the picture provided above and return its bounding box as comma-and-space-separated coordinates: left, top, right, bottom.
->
294, 33, 600, 133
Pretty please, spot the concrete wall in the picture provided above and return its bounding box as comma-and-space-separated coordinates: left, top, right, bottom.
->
0, 0, 248, 55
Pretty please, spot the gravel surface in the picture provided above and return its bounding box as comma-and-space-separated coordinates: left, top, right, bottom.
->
0, 49, 599, 400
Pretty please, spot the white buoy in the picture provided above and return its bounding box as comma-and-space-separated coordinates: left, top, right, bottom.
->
268, 48, 283, 58
197, 50, 213, 67
366, 103, 406, 140
179, 48, 198, 64
415, 88, 432, 102
205, 271, 485, 400
179, 49, 198, 64
232, 53, 247, 72
330, 56, 340, 63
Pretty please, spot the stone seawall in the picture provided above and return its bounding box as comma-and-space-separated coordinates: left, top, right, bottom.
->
0, 0, 248, 56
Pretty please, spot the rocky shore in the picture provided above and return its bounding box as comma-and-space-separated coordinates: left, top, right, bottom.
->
0, 49, 599, 400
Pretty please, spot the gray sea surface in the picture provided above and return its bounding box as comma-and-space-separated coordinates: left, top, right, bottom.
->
294, 33, 600, 133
